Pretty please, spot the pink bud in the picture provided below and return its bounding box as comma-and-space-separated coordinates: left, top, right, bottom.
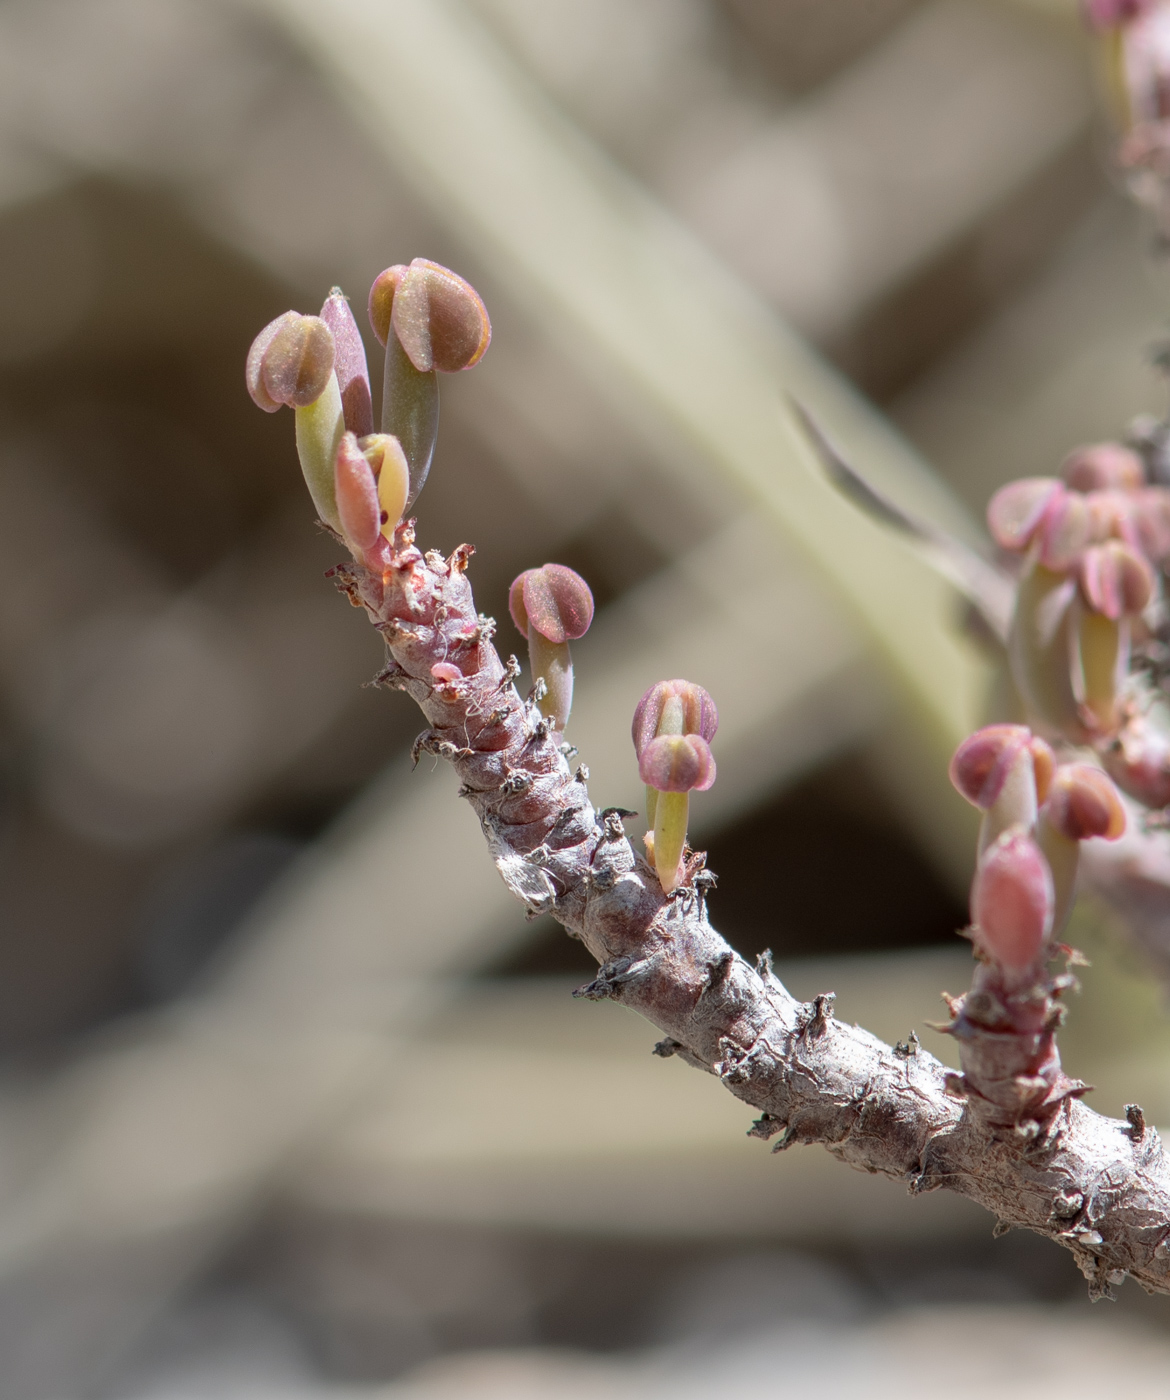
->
1078, 540, 1154, 620
949, 725, 1053, 809
1081, 0, 1153, 29
1035, 489, 1091, 571
246, 312, 335, 411
1061, 442, 1146, 493
631, 679, 719, 759
390, 259, 492, 374
508, 565, 594, 644
320, 288, 373, 438
333, 432, 381, 552
971, 829, 1054, 971
638, 733, 716, 793
368, 260, 491, 373
986, 478, 1062, 552
431, 662, 462, 685
1044, 765, 1126, 842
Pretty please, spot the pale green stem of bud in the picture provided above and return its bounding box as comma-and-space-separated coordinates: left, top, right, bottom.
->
1008, 561, 1083, 740
653, 790, 690, 893
1077, 608, 1124, 732
645, 694, 686, 828
1035, 812, 1079, 942
294, 371, 345, 532
383, 330, 439, 507
528, 628, 573, 730
977, 745, 1038, 856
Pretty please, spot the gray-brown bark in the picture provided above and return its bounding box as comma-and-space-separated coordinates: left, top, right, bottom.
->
335, 523, 1170, 1299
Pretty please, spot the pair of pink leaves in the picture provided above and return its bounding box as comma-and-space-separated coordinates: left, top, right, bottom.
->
631, 679, 718, 793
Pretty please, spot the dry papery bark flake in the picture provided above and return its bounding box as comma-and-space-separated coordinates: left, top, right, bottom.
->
339, 520, 1170, 1301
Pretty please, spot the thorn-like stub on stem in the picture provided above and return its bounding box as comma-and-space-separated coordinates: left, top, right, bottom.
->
246, 311, 336, 411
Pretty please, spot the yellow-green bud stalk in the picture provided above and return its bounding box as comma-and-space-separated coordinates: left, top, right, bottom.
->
1076, 608, 1123, 733
1008, 561, 1084, 740
528, 627, 572, 729
637, 730, 717, 895
645, 693, 685, 828
294, 371, 345, 532
653, 790, 690, 893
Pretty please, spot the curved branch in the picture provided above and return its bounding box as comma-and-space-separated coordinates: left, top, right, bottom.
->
339, 523, 1170, 1300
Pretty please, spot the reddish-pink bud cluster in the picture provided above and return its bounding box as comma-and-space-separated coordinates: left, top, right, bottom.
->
508, 565, 594, 644
951, 726, 1125, 972
247, 263, 491, 537
987, 450, 1161, 620
368, 259, 491, 373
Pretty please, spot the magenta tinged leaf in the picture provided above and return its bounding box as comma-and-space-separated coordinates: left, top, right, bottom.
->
971, 829, 1054, 971
510, 565, 594, 644
639, 733, 716, 793
320, 287, 373, 438
334, 432, 380, 552
986, 478, 1062, 553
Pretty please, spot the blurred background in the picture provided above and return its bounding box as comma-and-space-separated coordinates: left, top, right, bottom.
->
2, 0, 1170, 1395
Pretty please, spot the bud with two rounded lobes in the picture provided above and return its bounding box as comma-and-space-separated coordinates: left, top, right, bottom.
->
247, 289, 377, 534
368, 258, 491, 509
247, 309, 344, 531
632, 680, 718, 894
951, 725, 1125, 972
247, 268, 488, 536
508, 565, 594, 733
987, 455, 1159, 741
